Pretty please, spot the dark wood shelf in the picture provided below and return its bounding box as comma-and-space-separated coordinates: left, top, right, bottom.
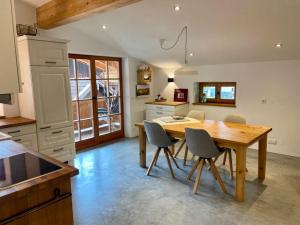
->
193, 102, 236, 108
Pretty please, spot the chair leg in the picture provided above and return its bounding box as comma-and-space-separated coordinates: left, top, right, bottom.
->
193, 159, 205, 194
163, 148, 175, 178
209, 159, 228, 193
174, 139, 185, 158
147, 148, 161, 176
183, 145, 189, 166
166, 148, 180, 169
187, 158, 200, 180
228, 149, 234, 179
154, 149, 160, 166
222, 151, 227, 165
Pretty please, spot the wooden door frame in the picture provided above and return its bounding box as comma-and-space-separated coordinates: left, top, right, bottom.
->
68, 53, 125, 150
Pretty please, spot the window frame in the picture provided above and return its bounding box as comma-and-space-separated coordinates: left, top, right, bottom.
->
199, 82, 236, 106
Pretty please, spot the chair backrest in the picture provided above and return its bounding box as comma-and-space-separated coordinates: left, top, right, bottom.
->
224, 114, 246, 124
187, 110, 205, 120
185, 128, 220, 158
144, 121, 172, 147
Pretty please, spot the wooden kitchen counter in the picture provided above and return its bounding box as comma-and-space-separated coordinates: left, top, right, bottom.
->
145, 101, 188, 106
0, 140, 78, 225
0, 117, 36, 129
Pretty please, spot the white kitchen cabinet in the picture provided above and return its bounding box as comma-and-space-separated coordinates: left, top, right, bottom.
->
17, 36, 75, 162
31, 66, 73, 131
12, 133, 38, 152
145, 102, 189, 121
0, 0, 20, 93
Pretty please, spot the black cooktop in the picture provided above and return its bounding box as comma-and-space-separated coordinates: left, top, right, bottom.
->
0, 153, 61, 189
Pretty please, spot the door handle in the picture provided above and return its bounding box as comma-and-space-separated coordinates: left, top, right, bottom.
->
52, 130, 63, 135
40, 126, 51, 130
8, 130, 21, 134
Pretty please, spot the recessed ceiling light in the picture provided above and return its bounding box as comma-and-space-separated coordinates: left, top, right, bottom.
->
174, 4, 181, 11
275, 43, 282, 48
189, 53, 194, 57
102, 25, 107, 30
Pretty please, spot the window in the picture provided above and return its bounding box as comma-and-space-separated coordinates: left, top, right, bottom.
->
198, 82, 236, 106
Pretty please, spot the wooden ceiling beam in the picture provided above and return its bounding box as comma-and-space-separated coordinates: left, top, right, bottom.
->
37, 0, 142, 29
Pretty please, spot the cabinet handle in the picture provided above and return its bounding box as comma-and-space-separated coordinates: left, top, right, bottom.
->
156, 107, 163, 109
45, 61, 57, 64
156, 112, 163, 115
53, 147, 64, 152
7, 130, 21, 134
52, 130, 63, 134
40, 126, 51, 130
14, 139, 22, 142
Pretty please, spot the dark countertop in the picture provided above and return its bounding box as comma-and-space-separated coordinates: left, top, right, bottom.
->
0, 117, 36, 129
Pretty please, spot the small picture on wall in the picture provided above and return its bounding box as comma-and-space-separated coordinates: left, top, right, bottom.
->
136, 84, 150, 96
174, 88, 188, 102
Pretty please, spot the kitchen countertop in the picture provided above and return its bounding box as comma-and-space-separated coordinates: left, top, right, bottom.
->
145, 101, 188, 106
0, 140, 78, 199
0, 117, 36, 129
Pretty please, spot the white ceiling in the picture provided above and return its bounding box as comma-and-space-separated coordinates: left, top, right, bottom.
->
22, 0, 300, 68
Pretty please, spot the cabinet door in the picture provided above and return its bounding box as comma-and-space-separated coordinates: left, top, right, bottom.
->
0, 0, 20, 93
31, 67, 73, 131
12, 133, 38, 151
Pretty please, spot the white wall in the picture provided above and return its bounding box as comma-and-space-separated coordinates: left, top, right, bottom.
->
153, 60, 300, 157
14, 0, 36, 25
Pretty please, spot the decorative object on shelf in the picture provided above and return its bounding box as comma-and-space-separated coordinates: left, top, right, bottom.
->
168, 77, 174, 82
200, 93, 207, 103
136, 84, 150, 96
174, 88, 188, 102
155, 94, 167, 102
160, 26, 189, 64
137, 65, 152, 84
16, 24, 37, 36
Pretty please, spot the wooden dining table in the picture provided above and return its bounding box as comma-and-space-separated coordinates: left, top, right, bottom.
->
135, 120, 272, 202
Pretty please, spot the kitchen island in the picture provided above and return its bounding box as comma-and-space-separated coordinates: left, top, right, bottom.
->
0, 140, 78, 225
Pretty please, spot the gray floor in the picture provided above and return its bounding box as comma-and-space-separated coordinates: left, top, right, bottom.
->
72, 138, 300, 225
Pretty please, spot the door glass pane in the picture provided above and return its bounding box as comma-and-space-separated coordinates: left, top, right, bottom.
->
109, 80, 120, 96
221, 86, 235, 100
72, 102, 79, 121
97, 99, 108, 117
95, 60, 107, 79
74, 122, 80, 142
79, 100, 93, 119
70, 80, 77, 100
99, 117, 110, 136
77, 80, 92, 100
76, 59, 91, 79
109, 97, 120, 114
69, 59, 75, 79
111, 115, 121, 132
108, 61, 119, 79
80, 119, 94, 140
203, 86, 216, 99
96, 80, 108, 98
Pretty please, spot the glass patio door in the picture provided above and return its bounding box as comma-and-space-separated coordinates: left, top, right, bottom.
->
69, 54, 124, 150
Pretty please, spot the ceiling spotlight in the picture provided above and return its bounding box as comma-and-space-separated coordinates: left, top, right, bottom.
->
275, 43, 282, 48
189, 53, 194, 57
174, 4, 181, 11
102, 25, 107, 30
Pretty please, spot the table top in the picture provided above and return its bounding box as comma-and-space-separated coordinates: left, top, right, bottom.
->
0, 117, 36, 129
135, 120, 272, 147
145, 101, 188, 106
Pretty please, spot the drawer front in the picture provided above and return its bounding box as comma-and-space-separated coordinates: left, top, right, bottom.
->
0, 124, 36, 137
40, 143, 75, 162
12, 133, 38, 151
146, 110, 174, 120
38, 126, 75, 150
146, 104, 176, 112
28, 40, 68, 67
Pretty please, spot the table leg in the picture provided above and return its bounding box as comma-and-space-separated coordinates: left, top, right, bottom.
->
258, 135, 268, 180
235, 146, 247, 202
138, 126, 147, 168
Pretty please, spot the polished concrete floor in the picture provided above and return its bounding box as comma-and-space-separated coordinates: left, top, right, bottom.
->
72, 138, 300, 225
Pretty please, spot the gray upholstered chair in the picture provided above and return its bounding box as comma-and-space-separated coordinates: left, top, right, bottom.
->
214, 114, 247, 179
144, 121, 179, 178
174, 110, 205, 166
185, 128, 227, 194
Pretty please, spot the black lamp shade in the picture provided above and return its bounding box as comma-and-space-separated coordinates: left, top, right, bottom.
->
168, 77, 174, 82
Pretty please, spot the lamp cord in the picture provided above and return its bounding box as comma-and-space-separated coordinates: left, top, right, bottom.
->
160, 26, 188, 64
